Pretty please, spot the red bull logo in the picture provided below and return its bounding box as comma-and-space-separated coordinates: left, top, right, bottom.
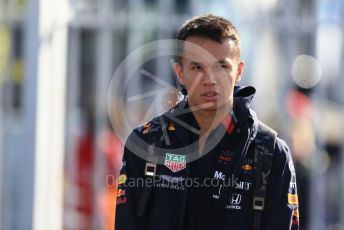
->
242, 164, 252, 171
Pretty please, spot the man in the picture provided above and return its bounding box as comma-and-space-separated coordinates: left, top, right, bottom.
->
115, 14, 299, 230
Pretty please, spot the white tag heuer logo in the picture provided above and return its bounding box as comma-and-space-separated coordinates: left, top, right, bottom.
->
164, 153, 186, 173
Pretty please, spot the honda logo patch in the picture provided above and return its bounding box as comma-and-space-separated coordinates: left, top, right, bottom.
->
225, 193, 242, 210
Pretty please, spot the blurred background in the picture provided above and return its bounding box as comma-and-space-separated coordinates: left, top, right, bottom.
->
1, 0, 344, 229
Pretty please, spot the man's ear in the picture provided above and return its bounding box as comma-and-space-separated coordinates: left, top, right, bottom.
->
235, 60, 245, 83
173, 63, 185, 86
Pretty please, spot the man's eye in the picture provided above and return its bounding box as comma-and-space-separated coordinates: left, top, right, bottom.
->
220, 64, 229, 69
191, 66, 201, 71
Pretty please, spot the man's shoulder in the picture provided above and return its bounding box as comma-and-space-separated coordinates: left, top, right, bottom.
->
274, 136, 292, 164
128, 115, 161, 142
123, 114, 167, 163
255, 121, 291, 162
134, 116, 163, 135
128, 110, 174, 143
254, 121, 294, 185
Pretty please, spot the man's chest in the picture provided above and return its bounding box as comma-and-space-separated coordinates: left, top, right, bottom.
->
190, 145, 255, 211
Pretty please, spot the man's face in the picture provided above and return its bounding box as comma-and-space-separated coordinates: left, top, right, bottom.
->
174, 36, 245, 112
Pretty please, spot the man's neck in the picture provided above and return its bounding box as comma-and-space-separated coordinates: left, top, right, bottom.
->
189, 102, 232, 155
190, 103, 233, 134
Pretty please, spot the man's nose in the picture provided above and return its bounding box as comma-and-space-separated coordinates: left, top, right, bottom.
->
202, 70, 217, 86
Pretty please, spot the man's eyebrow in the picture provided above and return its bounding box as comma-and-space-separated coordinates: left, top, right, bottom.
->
188, 61, 202, 66
218, 59, 232, 65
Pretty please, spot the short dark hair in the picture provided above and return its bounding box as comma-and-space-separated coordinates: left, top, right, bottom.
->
176, 14, 241, 58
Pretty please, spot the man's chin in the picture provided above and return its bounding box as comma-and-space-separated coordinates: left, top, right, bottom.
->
195, 102, 223, 111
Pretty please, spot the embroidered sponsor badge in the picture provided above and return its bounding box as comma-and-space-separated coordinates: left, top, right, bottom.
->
117, 197, 127, 205
213, 171, 226, 180
292, 209, 300, 225
156, 174, 185, 191
118, 174, 127, 185
167, 122, 176, 131
164, 153, 186, 173
241, 159, 253, 174
292, 209, 299, 218
116, 188, 127, 205
143, 122, 151, 134
225, 193, 242, 210
159, 175, 185, 183
288, 193, 298, 205
218, 150, 233, 164
117, 189, 126, 197
242, 164, 252, 171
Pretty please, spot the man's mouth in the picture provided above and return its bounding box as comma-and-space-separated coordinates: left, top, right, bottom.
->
202, 92, 218, 97
201, 91, 219, 102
